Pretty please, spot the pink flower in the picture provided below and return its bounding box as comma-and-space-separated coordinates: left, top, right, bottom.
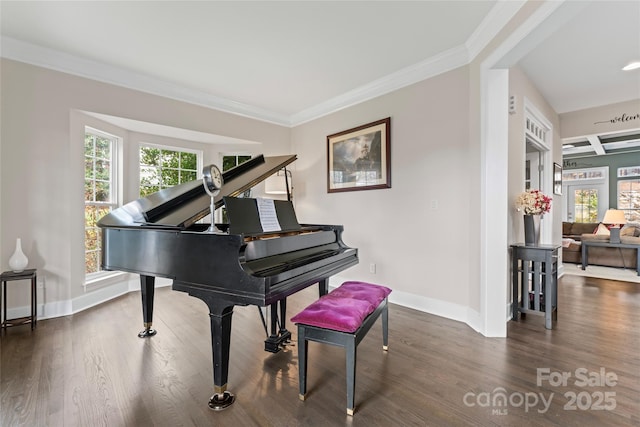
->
515, 190, 552, 215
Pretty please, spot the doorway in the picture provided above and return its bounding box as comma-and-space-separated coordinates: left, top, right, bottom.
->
524, 99, 553, 243
562, 167, 609, 222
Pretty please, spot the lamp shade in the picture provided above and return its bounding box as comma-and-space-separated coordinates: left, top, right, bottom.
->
602, 209, 627, 225
265, 170, 292, 195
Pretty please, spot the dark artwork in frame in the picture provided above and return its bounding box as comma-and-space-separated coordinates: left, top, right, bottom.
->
327, 117, 391, 193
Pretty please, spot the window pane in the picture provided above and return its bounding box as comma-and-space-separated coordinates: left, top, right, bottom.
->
85, 157, 94, 179
182, 170, 197, 182
84, 180, 94, 202
84, 135, 94, 156
95, 137, 110, 159
574, 189, 598, 223
238, 155, 251, 164
182, 152, 197, 170
85, 205, 97, 227
140, 185, 160, 197
85, 228, 99, 250
95, 181, 110, 202
140, 166, 160, 186
85, 251, 100, 275
223, 156, 237, 171
140, 145, 200, 195
95, 159, 110, 180
140, 147, 161, 166
161, 168, 180, 187
162, 150, 180, 168
618, 179, 640, 221
85, 129, 117, 279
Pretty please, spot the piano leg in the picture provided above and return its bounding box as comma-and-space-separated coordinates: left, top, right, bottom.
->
138, 275, 157, 338
207, 301, 235, 410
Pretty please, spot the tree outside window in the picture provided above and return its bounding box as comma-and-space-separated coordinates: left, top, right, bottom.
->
618, 179, 640, 222
85, 129, 118, 276
574, 189, 599, 223
140, 145, 198, 197
223, 154, 252, 172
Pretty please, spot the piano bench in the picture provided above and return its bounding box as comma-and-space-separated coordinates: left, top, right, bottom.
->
291, 281, 392, 416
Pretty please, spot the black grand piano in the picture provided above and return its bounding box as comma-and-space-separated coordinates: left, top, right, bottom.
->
97, 154, 358, 410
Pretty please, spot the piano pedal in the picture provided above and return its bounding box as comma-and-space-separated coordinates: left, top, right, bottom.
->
264, 330, 292, 353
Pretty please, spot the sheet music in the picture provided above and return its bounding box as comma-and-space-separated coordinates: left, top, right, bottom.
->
256, 198, 282, 232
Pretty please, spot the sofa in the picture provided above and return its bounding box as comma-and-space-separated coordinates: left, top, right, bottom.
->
562, 222, 640, 268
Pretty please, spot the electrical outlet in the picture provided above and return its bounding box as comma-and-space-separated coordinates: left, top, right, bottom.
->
37, 277, 44, 289
369, 263, 376, 274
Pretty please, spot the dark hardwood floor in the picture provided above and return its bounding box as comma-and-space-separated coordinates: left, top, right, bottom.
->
1, 274, 639, 426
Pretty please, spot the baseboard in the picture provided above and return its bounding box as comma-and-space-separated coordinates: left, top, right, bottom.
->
4, 277, 173, 322
6, 274, 496, 337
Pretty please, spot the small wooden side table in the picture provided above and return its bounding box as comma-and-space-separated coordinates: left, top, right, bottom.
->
1, 269, 37, 332
511, 244, 559, 329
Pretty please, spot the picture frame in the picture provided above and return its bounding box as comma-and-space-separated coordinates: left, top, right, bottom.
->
553, 162, 562, 195
327, 117, 391, 193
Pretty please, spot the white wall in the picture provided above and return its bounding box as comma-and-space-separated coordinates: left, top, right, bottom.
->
0, 59, 290, 316
559, 99, 640, 139
292, 66, 474, 322
508, 65, 562, 246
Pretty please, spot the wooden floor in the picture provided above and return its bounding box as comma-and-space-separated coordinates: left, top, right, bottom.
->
1, 274, 639, 426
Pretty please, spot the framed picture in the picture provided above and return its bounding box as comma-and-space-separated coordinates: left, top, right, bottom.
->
327, 117, 391, 193
553, 162, 562, 195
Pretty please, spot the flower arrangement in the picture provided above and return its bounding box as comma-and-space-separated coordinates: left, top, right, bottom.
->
515, 189, 552, 215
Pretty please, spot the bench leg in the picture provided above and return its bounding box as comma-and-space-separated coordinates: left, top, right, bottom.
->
382, 301, 389, 351
298, 325, 308, 401
346, 336, 356, 416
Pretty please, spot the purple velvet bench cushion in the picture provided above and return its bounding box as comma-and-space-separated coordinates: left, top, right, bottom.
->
291, 282, 392, 333
330, 281, 391, 308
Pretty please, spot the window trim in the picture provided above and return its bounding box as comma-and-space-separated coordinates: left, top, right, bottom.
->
84, 126, 121, 282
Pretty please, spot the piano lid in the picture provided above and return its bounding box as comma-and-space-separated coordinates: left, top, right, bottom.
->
97, 154, 297, 230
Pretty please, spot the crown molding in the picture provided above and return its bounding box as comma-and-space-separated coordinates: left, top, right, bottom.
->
0, 36, 292, 127
466, 0, 527, 61
289, 44, 470, 126
1, 2, 523, 129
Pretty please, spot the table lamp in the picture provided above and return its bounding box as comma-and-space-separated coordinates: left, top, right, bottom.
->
265, 168, 292, 201
602, 209, 627, 243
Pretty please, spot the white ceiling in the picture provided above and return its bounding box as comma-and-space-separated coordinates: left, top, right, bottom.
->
1, 1, 639, 134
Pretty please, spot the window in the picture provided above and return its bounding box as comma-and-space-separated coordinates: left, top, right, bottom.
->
139, 145, 199, 197
84, 128, 118, 276
222, 154, 252, 172
573, 189, 599, 223
219, 155, 252, 223
618, 179, 640, 222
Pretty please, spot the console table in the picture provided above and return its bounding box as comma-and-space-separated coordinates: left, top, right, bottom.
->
1, 269, 37, 332
581, 240, 640, 276
511, 244, 559, 329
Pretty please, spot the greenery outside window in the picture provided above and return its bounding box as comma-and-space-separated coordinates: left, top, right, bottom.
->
574, 189, 599, 223
85, 128, 119, 276
618, 179, 640, 222
219, 155, 252, 222
223, 154, 252, 172
139, 145, 200, 197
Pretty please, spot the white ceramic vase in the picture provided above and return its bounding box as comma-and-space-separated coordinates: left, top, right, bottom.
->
8, 238, 28, 273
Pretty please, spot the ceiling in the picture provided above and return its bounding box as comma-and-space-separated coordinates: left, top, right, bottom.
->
1, 1, 639, 148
